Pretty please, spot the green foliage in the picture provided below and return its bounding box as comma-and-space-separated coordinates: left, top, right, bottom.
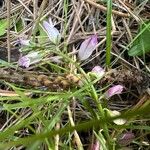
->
38, 24, 48, 44
106, 0, 112, 67
0, 18, 8, 36
15, 19, 24, 32
128, 22, 150, 56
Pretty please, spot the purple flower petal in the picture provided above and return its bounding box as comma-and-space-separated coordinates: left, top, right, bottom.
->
105, 85, 124, 98
118, 132, 135, 146
18, 56, 30, 68
92, 66, 105, 77
43, 19, 61, 44
78, 35, 98, 61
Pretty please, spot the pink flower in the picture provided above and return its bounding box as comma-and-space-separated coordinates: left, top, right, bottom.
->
78, 35, 98, 60
91, 141, 100, 150
91, 66, 105, 78
105, 85, 124, 98
43, 18, 61, 44
18, 56, 30, 68
18, 52, 41, 68
118, 132, 135, 146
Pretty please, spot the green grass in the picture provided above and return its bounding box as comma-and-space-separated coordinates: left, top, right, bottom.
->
0, 0, 150, 149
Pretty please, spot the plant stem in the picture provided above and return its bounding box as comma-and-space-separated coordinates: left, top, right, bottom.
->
106, 0, 112, 67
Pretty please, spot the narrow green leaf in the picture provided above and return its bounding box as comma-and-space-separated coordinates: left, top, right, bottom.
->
128, 22, 150, 56
16, 19, 24, 32
0, 19, 8, 36
38, 24, 48, 44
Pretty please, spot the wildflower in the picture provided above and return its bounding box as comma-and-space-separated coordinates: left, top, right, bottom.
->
18, 52, 41, 68
110, 110, 126, 125
118, 132, 135, 146
91, 66, 105, 78
18, 56, 30, 68
91, 140, 100, 150
105, 85, 124, 99
43, 18, 61, 44
78, 35, 98, 60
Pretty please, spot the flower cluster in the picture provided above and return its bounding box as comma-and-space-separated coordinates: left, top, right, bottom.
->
17, 18, 124, 101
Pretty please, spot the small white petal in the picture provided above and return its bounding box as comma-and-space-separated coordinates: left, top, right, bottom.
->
110, 110, 126, 125
43, 21, 61, 44
48, 18, 54, 27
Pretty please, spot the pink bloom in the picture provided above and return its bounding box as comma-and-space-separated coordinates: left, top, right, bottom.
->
78, 35, 98, 60
91, 141, 100, 150
92, 66, 105, 78
105, 85, 123, 98
18, 56, 30, 68
43, 18, 61, 44
118, 132, 135, 146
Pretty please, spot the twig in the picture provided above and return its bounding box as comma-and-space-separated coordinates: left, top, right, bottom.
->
67, 1, 84, 44
0, 90, 31, 97
67, 106, 84, 150
117, 0, 140, 22
83, 0, 130, 17
17, 0, 33, 17
0, 0, 30, 19
32, 0, 48, 41
33, 0, 38, 20
6, 0, 11, 63
55, 123, 60, 150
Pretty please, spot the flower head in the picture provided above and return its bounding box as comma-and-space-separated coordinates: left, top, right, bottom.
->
18, 52, 41, 68
105, 85, 124, 99
78, 35, 98, 60
43, 18, 61, 44
18, 56, 30, 68
91, 66, 105, 78
118, 132, 135, 146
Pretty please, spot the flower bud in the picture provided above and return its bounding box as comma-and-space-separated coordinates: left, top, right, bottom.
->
18, 52, 41, 68
91, 66, 105, 78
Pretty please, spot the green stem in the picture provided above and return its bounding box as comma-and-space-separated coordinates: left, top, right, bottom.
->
106, 0, 112, 67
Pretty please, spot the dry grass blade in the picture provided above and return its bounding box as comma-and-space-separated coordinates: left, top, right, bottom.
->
83, 0, 130, 17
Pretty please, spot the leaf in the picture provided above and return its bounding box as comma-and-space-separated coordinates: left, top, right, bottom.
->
16, 19, 24, 32
0, 19, 8, 36
38, 25, 48, 44
128, 22, 150, 56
